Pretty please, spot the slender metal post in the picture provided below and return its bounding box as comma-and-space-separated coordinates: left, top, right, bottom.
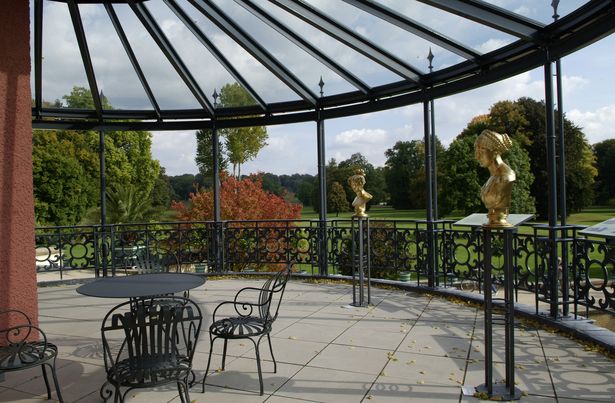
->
423, 100, 435, 287
212, 90, 223, 272
503, 228, 517, 398
553, 0, 569, 316
358, 218, 364, 305
317, 78, 328, 276
483, 228, 493, 395
99, 130, 108, 277
366, 217, 371, 305
351, 218, 356, 305
544, 51, 560, 318
427, 49, 438, 220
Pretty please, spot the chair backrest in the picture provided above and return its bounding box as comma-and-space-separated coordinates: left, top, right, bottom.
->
0, 309, 49, 371
101, 297, 202, 384
258, 266, 291, 323
132, 251, 179, 274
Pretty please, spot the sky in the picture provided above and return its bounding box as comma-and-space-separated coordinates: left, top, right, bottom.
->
33, 0, 615, 176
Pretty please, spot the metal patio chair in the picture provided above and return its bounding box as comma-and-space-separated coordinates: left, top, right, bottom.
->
201, 266, 292, 395
100, 296, 202, 403
132, 250, 180, 274
0, 309, 64, 402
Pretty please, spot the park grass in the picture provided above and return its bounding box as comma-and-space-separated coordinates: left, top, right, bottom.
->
300, 205, 614, 226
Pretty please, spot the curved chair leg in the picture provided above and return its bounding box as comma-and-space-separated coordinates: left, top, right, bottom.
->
177, 381, 188, 403
221, 338, 228, 370
44, 359, 65, 403
201, 336, 216, 393
40, 363, 52, 399
267, 333, 277, 373
254, 336, 264, 396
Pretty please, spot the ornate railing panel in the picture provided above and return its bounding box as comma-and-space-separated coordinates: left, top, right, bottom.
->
35, 219, 615, 316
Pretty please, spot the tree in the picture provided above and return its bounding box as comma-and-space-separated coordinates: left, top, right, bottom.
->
439, 136, 483, 215
384, 141, 423, 209
260, 173, 284, 196
62, 86, 111, 109
195, 128, 227, 181
195, 83, 268, 179
105, 185, 158, 224
297, 181, 314, 206
329, 181, 348, 216
33, 87, 161, 225
171, 172, 302, 221
439, 134, 535, 216
594, 139, 615, 205
339, 153, 386, 206
33, 130, 98, 225
455, 98, 596, 218
150, 168, 177, 208
491, 98, 596, 218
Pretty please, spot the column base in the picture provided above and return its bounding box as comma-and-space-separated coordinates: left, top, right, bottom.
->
475, 383, 522, 400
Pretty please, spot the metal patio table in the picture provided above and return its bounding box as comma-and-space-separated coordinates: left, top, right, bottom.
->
76, 272, 205, 300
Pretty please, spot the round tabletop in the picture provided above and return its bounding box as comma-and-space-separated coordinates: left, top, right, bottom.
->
76, 273, 205, 299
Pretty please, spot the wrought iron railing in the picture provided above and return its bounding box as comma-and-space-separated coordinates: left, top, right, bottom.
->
35, 219, 615, 317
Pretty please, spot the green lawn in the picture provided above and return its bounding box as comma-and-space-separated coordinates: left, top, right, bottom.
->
300, 205, 614, 226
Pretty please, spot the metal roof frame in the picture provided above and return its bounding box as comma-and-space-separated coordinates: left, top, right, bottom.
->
33, 0, 615, 130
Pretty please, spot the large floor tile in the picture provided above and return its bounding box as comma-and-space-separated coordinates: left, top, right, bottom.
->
307, 344, 391, 375
274, 321, 348, 343
274, 366, 375, 403
202, 357, 302, 395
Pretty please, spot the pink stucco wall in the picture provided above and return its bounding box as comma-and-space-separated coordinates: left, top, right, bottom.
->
0, 1, 38, 331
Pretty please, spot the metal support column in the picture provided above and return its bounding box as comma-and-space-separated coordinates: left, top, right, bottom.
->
351, 217, 370, 307
427, 49, 438, 220
544, 52, 560, 318
317, 107, 328, 276
423, 100, 435, 287
475, 227, 521, 400
212, 121, 223, 272
555, 57, 569, 315
99, 130, 108, 277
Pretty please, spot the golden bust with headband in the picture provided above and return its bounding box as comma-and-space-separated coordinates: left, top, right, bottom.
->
348, 168, 372, 217
474, 129, 516, 228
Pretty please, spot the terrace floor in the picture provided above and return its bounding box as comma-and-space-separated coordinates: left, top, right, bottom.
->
1, 278, 615, 402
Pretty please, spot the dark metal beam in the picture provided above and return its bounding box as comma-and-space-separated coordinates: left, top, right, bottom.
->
105, 3, 161, 119
187, 0, 317, 105
34, 0, 43, 116
270, 0, 422, 82
235, 0, 371, 95
32, 0, 615, 130
66, 0, 103, 118
343, 0, 481, 60
416, 0, 544, 40
129, 0, 215, 116
163, 0, 267, 111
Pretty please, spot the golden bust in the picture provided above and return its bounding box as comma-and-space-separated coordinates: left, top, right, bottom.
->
348, 168, 372, 217
474, 129, 516, 228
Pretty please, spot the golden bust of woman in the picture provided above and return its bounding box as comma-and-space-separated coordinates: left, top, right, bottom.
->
474, 129, 516, 228
348, 168, 372, 217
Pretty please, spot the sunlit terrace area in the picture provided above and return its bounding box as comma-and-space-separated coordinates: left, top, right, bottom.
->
2, 1, 615, 402
2, 277, 615, 403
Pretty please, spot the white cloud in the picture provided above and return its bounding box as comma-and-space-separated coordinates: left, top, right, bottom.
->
151, 131, 198, 176
562, 75, 589, 94
514, 6, 531, 17
567, 104, 615, 144
478, 38, 513, 53
334, 128, 388, 145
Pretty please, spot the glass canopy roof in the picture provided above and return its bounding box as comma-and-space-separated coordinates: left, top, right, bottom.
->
32, 0, 614, 130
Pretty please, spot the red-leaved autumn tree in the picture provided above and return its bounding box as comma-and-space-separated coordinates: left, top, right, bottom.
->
172, 172, 302, 221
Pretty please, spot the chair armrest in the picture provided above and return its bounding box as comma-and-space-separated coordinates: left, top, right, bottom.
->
232, 286, 265, 304
212, 299, 268, 322
0, 324, 51, 368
